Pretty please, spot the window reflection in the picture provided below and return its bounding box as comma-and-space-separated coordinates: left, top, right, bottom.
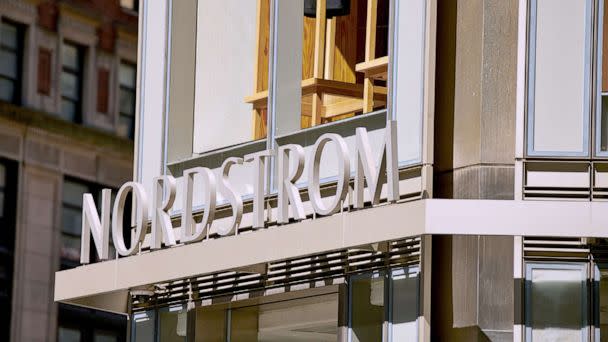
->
525, 263, 587, 341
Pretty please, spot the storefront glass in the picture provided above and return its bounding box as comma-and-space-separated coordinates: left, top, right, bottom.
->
131, 267, 419, 341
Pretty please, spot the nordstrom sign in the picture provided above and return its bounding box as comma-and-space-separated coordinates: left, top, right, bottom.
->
80, 121, 400, 265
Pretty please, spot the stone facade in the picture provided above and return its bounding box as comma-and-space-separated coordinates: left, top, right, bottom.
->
0, 1, 136, 341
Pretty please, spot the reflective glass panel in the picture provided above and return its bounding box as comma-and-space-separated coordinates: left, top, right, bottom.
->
0, 77, 14, 102
132, 310, 156, 342
119, 63, 136, 88
1, 23, 17, 49
63, 44, 79, 70
159, 305, 187, 341
526, 263, 587, 341
390, 267, 419, 340
58, 327, 81, 342
0, 50, 17, 79
350, 272, 385, 342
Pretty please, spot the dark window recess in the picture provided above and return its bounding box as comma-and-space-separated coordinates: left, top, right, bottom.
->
60, 42, 84, 123
97, 68, 110, 114
58, 303, 127, 342
37, 48, 52, 96
0, 159, 17, 342
118, 62, 136, 139
0, 20, 24, 104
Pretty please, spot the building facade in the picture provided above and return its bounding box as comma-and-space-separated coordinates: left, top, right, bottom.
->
53, 0, 608, 341
0, 0, 138, 341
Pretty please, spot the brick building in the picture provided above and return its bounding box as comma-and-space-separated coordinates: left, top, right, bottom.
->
0, 0, 137, 341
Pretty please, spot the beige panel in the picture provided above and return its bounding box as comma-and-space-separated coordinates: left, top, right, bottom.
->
193, 0, 258, 153
532, 0, 588, 153
166, 0, 196, 163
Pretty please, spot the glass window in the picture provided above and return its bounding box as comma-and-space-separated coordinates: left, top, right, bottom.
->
58, 326, 81, 342
60, 179, 115, 268
527, 0, 592, 156
0, 21, 23, 104
159, 305, 187, 341
389, 267, 419, 340
350, 272, 386, 342
61, 43, 84, 122
118, 62, 136, 139
131, 310, 156, 342
194, 293, 339, 341
525, 262, 588, 341
93, 331, 117, 342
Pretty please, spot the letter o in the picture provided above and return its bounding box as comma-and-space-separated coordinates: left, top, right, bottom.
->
308, 133, 350, 216
112, 182, 149, 256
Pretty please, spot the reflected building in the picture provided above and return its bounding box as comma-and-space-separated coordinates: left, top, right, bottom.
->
0, 0, 137, 341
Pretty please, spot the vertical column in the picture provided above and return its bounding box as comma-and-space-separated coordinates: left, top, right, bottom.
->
12, 165, 62, 342
268, 0, 304, 138
134, 0, 168, 199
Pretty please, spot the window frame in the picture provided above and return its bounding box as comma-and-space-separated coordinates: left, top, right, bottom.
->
0, 19, 24, 105
61, 41, 85, 123
525, 0, 593, 158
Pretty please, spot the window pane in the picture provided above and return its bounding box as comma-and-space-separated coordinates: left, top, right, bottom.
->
63, 181, 89, 206
132, 310, 156, 342
350, 272, 385, 342
118, 114, 134, 139
0, 50, 17, 79
194, 307, 227, 341
390, 267, 419, 340
528, 0, 590, 155
60, 99, 77, 122
61, 207, 82, 235
598, 267, 608, 342
63, 44, 80, 70
601, 95, 608, 152
119, 63, 136, 88
1, 23, 18, 49
0, 162, 6, 188
0, 78, 15, 102
526, 264, 586, 341
119, 89, 135, 116
159, 306, 187, 341
94, 331, 117, 342
60, 235, 81, 262
58, 327, 81, 342
61, 72, 79, 99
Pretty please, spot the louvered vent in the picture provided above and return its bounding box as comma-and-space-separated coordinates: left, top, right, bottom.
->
523, 236, 589, 261
132, 237, 420, 310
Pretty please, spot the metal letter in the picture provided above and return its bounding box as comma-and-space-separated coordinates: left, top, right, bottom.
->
217, 157, 244, 236
81, 189, 111, 264
277, 144, 305, 223
244, 150, 274, 229
151, 175, 177, 249
354, 120, 399, 208
181, 167, 217, 243
308, 134, 350, 216
112, 182, 149, 256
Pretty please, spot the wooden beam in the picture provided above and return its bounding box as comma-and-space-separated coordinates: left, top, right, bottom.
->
363, 0, 378, 113
313, 0, 327, 79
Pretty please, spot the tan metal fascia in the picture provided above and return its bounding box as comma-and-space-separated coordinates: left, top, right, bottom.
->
54, 198, 608, 312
